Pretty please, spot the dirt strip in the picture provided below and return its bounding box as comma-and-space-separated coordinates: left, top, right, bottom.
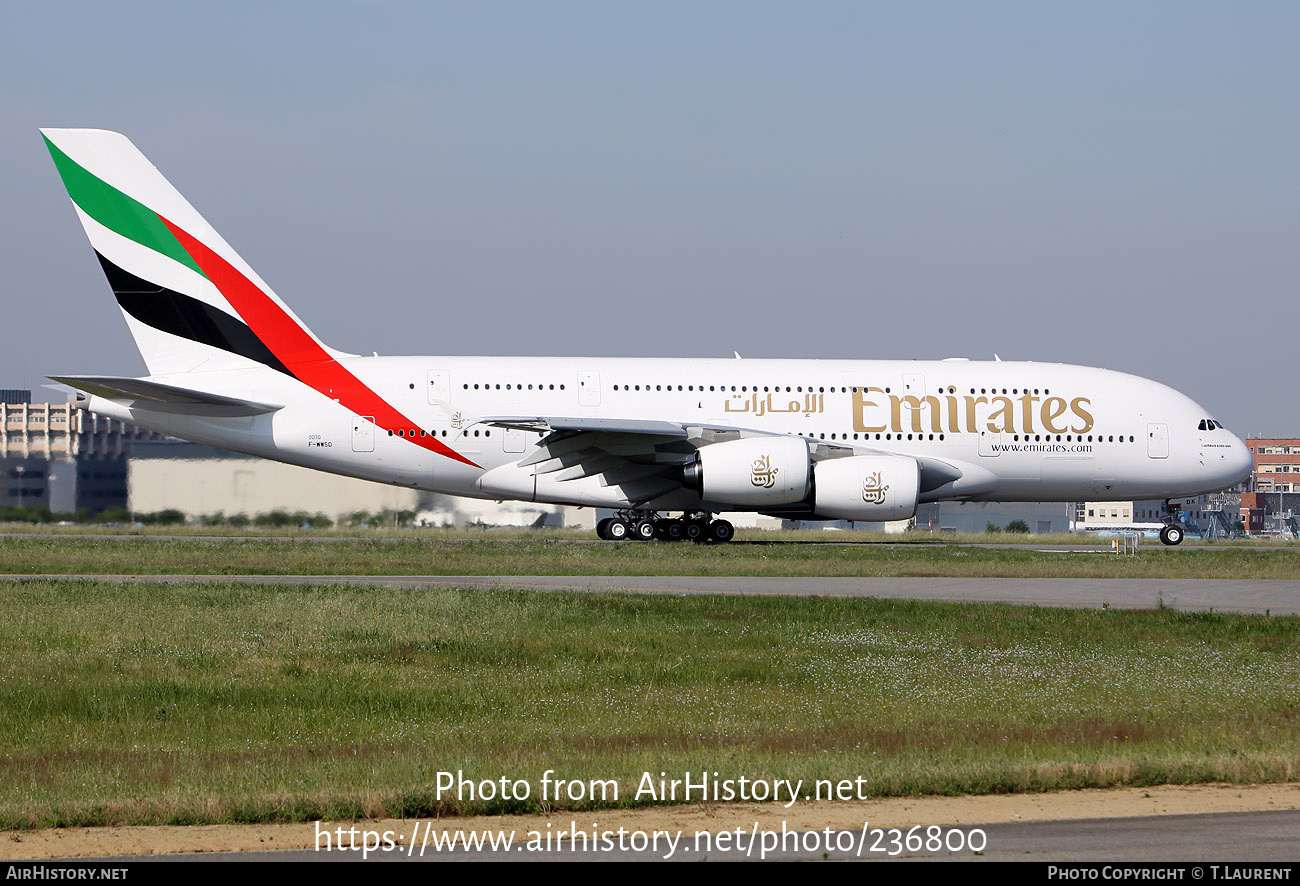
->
5, 783, 1299, 859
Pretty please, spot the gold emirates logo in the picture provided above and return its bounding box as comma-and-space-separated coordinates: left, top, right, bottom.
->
717, 387, 1095, 436
853, 388, 1094, 436
750, 455, 779, 488
862, 471, 889, 504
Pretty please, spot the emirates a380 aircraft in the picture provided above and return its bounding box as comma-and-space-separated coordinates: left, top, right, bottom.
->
41, 129, 1252, 545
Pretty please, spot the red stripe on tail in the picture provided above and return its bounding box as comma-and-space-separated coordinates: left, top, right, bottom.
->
160, 215, 480, 469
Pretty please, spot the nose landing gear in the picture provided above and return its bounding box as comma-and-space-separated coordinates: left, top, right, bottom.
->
1159, 500, 1187, 546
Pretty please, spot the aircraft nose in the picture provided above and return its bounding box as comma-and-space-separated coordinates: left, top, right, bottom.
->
1223, 434, 1255, 486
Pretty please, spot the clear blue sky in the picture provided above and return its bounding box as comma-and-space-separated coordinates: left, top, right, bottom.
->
3, 2, 1296, 434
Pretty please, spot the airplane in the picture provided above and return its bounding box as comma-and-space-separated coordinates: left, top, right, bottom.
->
39, 128, 1254, 546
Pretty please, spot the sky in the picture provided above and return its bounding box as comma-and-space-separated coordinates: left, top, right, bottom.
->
2, 2, 1296, 435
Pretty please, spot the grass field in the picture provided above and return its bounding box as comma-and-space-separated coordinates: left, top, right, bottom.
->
3, 522, 1294, 546
2, 576, 1299, 828
0, 533, 1298, 579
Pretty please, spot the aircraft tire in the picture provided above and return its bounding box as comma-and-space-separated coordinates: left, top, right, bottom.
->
708, 519, 735, 543
1160, 525, 1184, 546
660, 520, 685, 541
596, 518, 613, 540
685, 520, 707, 543
607, 519, 631, 541
631, 520, 657, 541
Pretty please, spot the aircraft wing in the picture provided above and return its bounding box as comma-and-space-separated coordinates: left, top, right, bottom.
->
481, 415, 872, 449
482, 416, 696, 437
478, 416, 734, 504
480, 415, 990, 506
50, 375, 284, 417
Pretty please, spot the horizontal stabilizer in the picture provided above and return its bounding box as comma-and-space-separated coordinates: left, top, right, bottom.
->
50, 375, 283, 417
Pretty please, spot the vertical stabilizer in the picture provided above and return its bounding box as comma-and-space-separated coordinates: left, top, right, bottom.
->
42, 128, 334, 377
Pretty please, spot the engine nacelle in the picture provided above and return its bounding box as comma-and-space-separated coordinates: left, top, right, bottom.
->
813, 454, 920, 521
682, 436, 811, 506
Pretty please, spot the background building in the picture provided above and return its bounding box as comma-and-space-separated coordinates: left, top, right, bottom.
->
1242, 439, 1299, 536
129, 441, 590, 528
2, 394, 160, 514
925, 501, 1073, 535
1076, 493, 1246, 539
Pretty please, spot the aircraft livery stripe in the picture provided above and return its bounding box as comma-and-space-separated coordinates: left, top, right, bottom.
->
95, 252, 293, 376
157, 215, 481, 469
42, 136, 205, 278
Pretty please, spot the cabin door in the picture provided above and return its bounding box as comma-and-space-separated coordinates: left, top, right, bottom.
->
1147, 422, 1169, 459
352, 415, 375, 452
578, 370, 601, 407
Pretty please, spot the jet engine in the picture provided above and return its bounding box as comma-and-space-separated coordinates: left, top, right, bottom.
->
681, 439, 921, 519
680, 436, 811, 506
812, 454, 920, 522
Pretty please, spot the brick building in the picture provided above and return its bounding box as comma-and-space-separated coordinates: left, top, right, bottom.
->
1242, 439, 1300, 535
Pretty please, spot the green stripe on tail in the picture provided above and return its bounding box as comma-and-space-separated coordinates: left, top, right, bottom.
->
43, 135, 205, 277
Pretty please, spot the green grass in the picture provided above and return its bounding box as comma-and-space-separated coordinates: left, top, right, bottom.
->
0, 534, 1296, 579
2, 578, 1299, 828
3, 521, 1293, 546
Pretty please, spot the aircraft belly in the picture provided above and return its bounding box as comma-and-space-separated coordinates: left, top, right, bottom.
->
1038, 455, 1096, 500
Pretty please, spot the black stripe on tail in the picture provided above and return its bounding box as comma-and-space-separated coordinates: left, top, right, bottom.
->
96, 252, 292, 376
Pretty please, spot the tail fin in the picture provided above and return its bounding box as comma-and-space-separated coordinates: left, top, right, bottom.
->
41, 128, 336, 377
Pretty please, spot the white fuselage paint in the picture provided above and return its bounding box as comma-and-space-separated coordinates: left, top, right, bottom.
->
85, 355, 1254, 515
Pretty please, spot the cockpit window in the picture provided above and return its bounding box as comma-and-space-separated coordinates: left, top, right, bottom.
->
1199, 418, 1224, 431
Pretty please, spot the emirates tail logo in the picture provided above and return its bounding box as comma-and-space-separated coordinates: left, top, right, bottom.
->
750, 455, 779, 488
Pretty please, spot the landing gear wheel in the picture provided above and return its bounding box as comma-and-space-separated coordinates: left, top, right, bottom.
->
606, 519, 630, 541
631, 520, 657, 541
684, 520, 707, 543
708, 519, 735, 543
596, 518, 613, 540
1159, 524, 1184, 546
659, 520, 685, 542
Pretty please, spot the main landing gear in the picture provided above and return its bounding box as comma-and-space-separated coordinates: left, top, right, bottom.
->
595, 511, 735, 544
1159, 500, 1186, 546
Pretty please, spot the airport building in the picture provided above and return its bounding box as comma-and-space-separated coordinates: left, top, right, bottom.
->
1077, 501, 1137, 527
1241, 438, 1300, 535
2, 393, 162, 514
1249, 439, 1300, 493
128, 441, 588, 528
1077, 492, 1245, 538
924, 500, 1073, 535
0, 388, 582, 526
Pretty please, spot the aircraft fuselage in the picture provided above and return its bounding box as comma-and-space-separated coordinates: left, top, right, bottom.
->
83, 355, 1254, 513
